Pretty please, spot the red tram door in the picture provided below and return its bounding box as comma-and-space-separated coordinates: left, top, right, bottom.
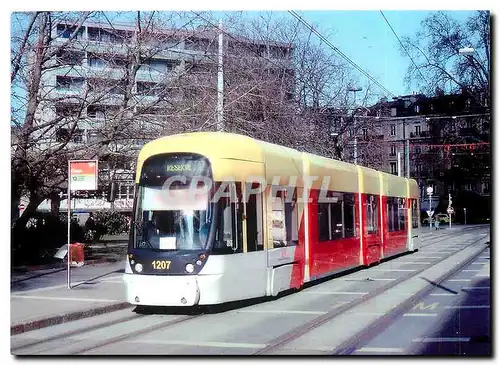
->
362, 193, 382, 266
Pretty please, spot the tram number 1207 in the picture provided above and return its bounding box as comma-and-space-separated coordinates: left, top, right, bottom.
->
152, 260, 171, 270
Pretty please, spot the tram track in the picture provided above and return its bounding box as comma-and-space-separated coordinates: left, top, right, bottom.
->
12, 309, 204, 355
330, 243, 490, 355
12, 226, 488, 355
254, 229, 489, 355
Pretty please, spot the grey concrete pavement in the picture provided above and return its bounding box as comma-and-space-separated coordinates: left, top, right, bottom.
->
11, 225, 490, 355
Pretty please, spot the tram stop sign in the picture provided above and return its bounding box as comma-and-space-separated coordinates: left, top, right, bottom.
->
447, 207, 454, 214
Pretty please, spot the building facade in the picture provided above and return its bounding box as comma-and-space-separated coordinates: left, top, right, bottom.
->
32, 20, 294, 216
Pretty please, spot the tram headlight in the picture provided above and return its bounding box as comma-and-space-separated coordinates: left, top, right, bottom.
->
135, 263, 143, 273
185, 263, 195, 273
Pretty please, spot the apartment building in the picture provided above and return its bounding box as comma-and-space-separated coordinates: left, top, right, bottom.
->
35, 20, 294, 215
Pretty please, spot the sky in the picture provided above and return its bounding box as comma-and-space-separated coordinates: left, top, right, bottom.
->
214, 10, 477, 100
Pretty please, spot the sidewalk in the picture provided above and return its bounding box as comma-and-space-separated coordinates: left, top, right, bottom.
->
10, 225, 488, 335
11, 260, 130, 335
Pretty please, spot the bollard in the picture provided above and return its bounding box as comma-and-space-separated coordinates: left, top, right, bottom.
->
70, 243, 85, 267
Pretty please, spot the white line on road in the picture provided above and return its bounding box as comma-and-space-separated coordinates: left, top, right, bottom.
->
237, 310, 327, 315
355, 347, 405, 353
397, 262, 431, 264
475, 274, 490, 277
444, 305, 490, 309
412, 256, 443, 259
127, 339, 266, 349
11, 295, 118, 302
462, 270, 481, 272
369, 269, 416, 272
403, 313, 438, 317
462, 287, 490, 290
305, 291, 368, 295
448, 279, 471, 282
412, 337, 470, 343
430, 293, 456, 296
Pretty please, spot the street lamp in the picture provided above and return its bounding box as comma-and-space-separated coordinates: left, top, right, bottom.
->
426, 186, 434, 231
458, 46, 475, 55
348, 87, 362, 165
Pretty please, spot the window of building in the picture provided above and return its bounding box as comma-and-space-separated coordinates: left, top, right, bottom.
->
390, 125, 396, 136
56, 76, 84, 91
416, 164, 422, 173
366, 194, 378, 234
55, 104, 80, 119
482, 182, 490, 194
387, 197, 407, 232
414, 125, 421, 135
390, 162, 397, 175
415, 146, 421, 154
414, 105, 420, 113
317, 191, 356, 242
56, 24, 84, 39
56, 50, 84, 66
362, 129, 368, 137
390, 145, 397, 156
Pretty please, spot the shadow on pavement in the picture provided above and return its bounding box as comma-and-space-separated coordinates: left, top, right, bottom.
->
409, 277, 491, 356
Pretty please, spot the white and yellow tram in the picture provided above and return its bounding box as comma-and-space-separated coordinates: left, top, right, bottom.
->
123, 132, 420, 306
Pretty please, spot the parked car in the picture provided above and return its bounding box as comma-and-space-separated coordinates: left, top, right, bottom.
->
423, 213, 450, 224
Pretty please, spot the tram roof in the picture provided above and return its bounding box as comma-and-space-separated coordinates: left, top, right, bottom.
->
137, 132, 418, 198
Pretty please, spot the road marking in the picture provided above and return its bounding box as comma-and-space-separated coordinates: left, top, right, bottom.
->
412, 256, 442, 259
11, 295, 118, 302
462, 287, 490, 290
470, 262, 487, 265
412, 337, 470, 343
237, 310, 327, 315
430, 293, 456, 296
413, 302, 439, 310
11, 275, 123, 294
445, 305, 490, 309
306, 291, 368, 295
448, 279, 471, 282
355, 347, 405, 353
398, 262, 431, 264
475, 274, 489, 277
462, 270, 481, 272
403, 313, 438, 317
127, 339, 266, 349
369, 269, 416, 272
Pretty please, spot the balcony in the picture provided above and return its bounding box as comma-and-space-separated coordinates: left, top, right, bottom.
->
409, 131, 429, 138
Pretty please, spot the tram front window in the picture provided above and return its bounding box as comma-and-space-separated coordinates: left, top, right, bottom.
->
134, 186, 213, 251
132, 153, 213, 251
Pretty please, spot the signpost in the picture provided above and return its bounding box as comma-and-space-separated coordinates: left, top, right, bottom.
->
447, 193, 453, 228
67, 160, 98, 288
426, 186, 433, 231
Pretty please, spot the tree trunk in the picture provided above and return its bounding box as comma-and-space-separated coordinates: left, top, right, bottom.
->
50, 191, 61, 217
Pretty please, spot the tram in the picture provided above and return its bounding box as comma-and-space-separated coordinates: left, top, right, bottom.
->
123, 132, 420, 306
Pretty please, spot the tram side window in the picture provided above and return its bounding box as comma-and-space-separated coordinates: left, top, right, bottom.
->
272, 190, 298, 248
412, 199, 419, 228
387, 197, 407, 232
398, 198, 407, 230
366, 194, 378, 234
212, 183, 243, 254
318, 191, 355, 242
343, 193, 356, 238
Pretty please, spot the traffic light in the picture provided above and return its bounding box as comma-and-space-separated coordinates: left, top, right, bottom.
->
106, 181, 117, 202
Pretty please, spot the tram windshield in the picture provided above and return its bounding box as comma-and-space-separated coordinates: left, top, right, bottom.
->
131, 154, 213, 251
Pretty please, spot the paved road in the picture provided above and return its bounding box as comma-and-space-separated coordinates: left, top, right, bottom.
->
352, 246, 491, 355
11, 226, 490, 355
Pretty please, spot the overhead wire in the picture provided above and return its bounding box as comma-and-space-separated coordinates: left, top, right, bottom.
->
287, 10, 396, 99
379, 10, 428, 84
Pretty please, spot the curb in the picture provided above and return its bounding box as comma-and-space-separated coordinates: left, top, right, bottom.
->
12, 258, 122, 273
11, 301, 132, 336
